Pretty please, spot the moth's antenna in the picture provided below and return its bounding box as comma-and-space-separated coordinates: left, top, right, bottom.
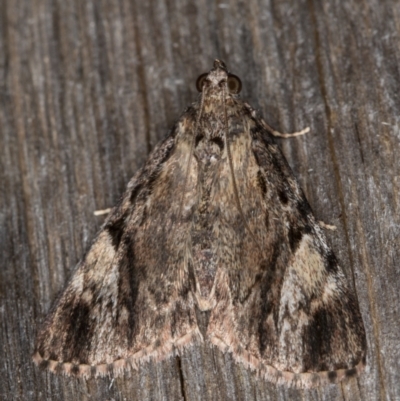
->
222, 86, 264, 254
176, 87, 207, 225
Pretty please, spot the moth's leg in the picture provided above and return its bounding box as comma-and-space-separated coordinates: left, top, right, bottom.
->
94, 208, 112, 216
318, 220, 337, 230
243, 102, 309, 138
264, 121, 310, 138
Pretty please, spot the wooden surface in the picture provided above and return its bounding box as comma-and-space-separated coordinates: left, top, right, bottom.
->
1, 0, 399, 400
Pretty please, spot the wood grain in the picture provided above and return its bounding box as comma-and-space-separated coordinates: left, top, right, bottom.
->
1, 0, 399, 400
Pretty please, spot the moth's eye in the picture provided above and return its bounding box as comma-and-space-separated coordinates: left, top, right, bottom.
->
196, 73, 208, 92
227, 74, 242, 94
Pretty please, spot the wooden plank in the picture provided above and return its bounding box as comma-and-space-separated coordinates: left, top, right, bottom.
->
1, 0, 399, 399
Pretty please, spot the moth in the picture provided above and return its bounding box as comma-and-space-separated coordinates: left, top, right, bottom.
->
34, 60, 366, 388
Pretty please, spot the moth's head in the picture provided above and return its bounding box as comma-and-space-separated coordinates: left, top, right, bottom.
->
196, 59, 242, 95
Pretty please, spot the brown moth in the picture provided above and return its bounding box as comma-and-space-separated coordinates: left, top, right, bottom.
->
33, 60, 366, 388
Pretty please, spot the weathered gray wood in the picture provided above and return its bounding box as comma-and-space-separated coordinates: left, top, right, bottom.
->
1, 0, 399, 400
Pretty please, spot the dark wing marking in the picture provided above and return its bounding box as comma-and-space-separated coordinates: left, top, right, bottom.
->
206, 104, 366, 388
34, 109, 203, 377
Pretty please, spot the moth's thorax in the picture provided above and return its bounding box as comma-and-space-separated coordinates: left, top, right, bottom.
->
193, 98, 231, 165
203, 88, 231, 102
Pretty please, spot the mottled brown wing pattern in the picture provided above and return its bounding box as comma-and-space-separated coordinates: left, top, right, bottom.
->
34, 60, 366, 388
34, 110, 203, 377
206, 103, 366, 387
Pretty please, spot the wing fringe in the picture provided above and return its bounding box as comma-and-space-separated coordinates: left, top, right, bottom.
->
209, 335, 365, 389
33, 328, 203, 378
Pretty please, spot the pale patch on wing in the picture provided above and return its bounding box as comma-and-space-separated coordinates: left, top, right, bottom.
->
288, 234, 326, 295
84, 231, 117, 284
322, 274, 341, 304
277, 266, 311, 373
